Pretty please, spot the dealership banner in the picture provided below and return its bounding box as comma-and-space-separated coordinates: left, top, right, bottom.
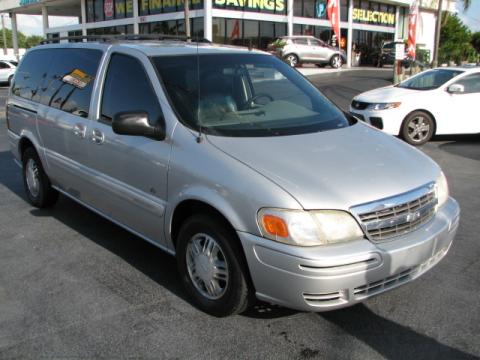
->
407, 0, 418, 59
327, 0, 340, 45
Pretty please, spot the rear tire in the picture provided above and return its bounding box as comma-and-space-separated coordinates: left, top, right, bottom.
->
330, 54, 343, 69
176, 214, 254, 317
22, 147, 58, 208
401, 111, 435, 146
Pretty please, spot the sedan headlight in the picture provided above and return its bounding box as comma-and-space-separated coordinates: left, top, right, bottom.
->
257, 208, 364, 246
436, 171, 449, 208
369, 102, 401, 110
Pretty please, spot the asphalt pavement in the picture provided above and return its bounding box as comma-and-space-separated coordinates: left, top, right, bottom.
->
1, 70, 479, 359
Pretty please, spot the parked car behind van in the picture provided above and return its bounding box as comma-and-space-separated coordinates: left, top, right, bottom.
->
7, 37, 459, 316
268, 35, 346, 68
0, 60, 16, 85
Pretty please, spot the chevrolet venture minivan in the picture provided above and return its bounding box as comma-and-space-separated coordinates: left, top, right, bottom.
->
7, 37, 460, 317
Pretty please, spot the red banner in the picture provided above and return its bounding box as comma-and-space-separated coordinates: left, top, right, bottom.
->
407, 0, 418, 59
327, 0, 340, 46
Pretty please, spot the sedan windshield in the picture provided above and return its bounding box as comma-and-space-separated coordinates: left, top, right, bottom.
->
397, 69, 464, 90
153, 53, 351, 137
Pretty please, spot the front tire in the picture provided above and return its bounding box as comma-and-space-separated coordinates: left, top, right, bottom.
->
330, 54, 343, 69
7, 75, 13, 86
22, 147, 58, 208
177, 214, 254, 317
401, 111, 435, 146
285, 54, 299, 67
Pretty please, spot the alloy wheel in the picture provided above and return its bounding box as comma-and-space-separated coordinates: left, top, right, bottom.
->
407, 116, 430, 143
286, 55, 298, 67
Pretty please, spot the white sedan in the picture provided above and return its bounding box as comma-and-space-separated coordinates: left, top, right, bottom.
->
0, 60, 16, 85
350, 67, 480, 145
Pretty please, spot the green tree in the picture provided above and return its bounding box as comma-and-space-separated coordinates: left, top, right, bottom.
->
439, 13, 476, 64
0, 28, 43, 49
472, 32, 480, 63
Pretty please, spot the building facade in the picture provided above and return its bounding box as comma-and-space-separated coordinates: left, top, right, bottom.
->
2, 0, 441, 66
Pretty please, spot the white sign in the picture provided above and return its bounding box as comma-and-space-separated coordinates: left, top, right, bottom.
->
395, 43, 405, 60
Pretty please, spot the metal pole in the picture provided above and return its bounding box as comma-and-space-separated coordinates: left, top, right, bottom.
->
184, 0, 191, 39
432, 0, 443, 67
10, 12, 19, 60
1, 14, 7, 55
346, 0, 353, 67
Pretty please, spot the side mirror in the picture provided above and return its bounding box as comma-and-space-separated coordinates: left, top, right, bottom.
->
447, 84, 465, 94
112, 111, 165, 140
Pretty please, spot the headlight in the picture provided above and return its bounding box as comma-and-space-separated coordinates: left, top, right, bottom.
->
436, 171, 449, 208
369, 102, 401, 110
257, 208, 364, 246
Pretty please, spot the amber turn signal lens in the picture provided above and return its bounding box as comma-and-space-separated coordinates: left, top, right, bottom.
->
262, 215, 289, 238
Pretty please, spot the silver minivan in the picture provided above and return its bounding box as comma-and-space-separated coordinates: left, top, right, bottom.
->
7, 38, 460, 317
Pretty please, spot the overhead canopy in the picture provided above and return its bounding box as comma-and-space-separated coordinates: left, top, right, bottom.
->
0, 0, 80, 17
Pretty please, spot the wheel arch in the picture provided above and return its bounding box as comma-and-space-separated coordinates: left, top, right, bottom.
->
18, 136, 36, 161
400, 109, 437, 137
169, 198, 244, 251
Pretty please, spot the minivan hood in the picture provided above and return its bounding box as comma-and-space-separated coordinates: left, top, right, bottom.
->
355, 85, 418, 103
207, 122, 440, 210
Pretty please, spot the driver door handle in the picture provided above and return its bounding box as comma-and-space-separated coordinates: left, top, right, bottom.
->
91, 128, 105, 144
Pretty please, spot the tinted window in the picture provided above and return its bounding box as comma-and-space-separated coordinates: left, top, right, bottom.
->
39, 48, 102, 118
0, 61, 10, 69
101, 53, 163, 125
454, 73, 480, 94
398, 69, 464, 90
12, 50, 53, 101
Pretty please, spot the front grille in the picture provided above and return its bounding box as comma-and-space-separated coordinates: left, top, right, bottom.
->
351, 100, 370, 110
352, 183, 437, 242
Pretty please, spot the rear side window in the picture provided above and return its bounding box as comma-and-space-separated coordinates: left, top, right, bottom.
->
294, 38, 309, 45
454, 73, 480, 94
100, 53, 163, 125
12, 50, 52, 101
40, 48, 103, 118
0, 61, 10, 69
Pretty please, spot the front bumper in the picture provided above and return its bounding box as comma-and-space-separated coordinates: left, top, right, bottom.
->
238, 197, 460, 312
349, 107, 406, 135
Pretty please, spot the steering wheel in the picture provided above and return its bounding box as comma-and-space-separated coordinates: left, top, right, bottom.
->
243, 93, 274, 109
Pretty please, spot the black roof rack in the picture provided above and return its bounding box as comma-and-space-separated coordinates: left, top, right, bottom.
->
40, 34, 211, 45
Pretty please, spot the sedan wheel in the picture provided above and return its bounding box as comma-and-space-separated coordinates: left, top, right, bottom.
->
330, 55, 343, 69
285, 54, 298, 67
401, 111, 434, 146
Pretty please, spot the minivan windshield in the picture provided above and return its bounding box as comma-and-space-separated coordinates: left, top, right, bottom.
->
397, 69, 464, 90
153, 53, 351, 137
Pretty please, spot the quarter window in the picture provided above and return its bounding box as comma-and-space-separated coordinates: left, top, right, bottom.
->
100, 53, 163, 126
453, 73, 480, 94
12, 50, 53, 101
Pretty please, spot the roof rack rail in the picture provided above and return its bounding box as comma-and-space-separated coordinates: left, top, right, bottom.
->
40, 34, 211, 45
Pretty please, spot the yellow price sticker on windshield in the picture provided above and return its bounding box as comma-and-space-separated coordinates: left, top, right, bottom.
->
62, 68, 94, 89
